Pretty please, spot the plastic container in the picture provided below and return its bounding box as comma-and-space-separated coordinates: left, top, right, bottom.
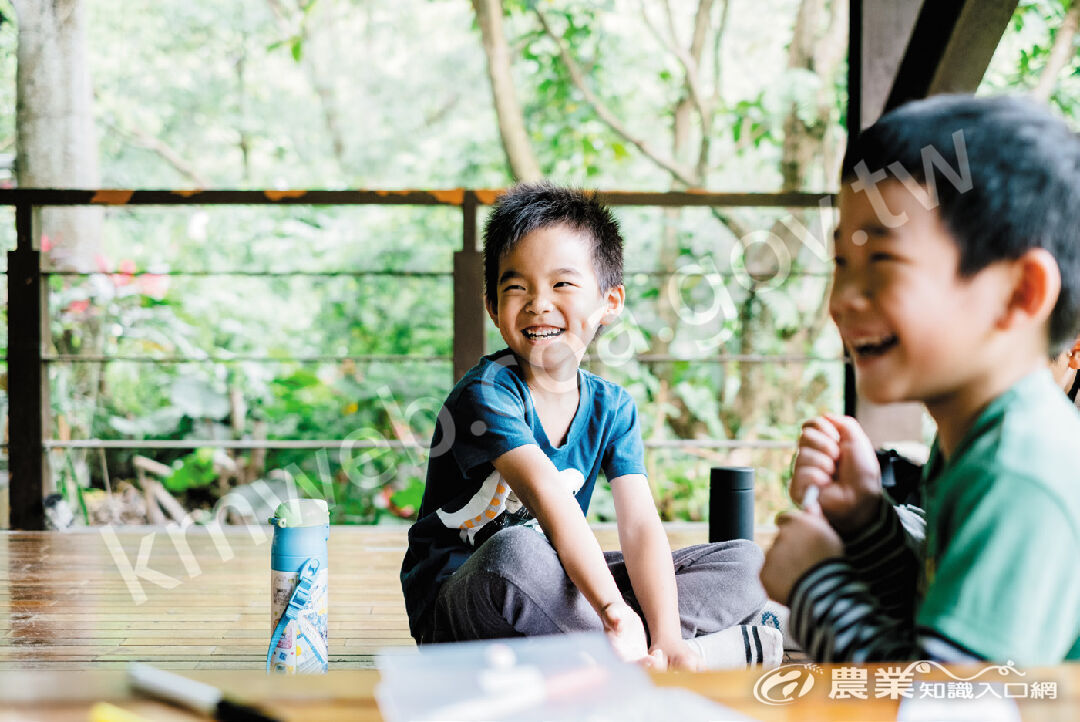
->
268, 499, 329, 673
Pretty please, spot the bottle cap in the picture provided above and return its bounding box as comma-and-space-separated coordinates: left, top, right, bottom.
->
270, 499, 329, 528
710, 466, 755, 490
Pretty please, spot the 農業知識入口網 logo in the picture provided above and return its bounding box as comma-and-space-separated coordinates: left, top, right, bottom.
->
753, 659, 1058, 705
752, 663, 824, 705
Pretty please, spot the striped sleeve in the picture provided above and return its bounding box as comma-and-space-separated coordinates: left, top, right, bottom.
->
838, 497, 923, 621
789, 558, 982, 663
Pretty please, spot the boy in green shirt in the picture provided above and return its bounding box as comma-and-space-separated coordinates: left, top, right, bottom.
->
760, 95, 1080, 664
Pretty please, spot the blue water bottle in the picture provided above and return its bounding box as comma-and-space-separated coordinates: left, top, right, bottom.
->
268, 499, 329, 674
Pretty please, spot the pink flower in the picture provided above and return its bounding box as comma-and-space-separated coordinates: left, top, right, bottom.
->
112, 258, 136, 286
137, 273, 170, 300
67, 299, 91, 314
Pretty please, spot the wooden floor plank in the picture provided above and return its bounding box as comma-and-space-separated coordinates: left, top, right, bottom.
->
0, 523, 742, 670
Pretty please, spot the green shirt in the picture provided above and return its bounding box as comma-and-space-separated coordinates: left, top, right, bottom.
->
917, 369, 1080, 664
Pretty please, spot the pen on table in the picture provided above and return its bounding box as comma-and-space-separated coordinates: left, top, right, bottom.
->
801, 485, 819, 511
128, 663, 282, 722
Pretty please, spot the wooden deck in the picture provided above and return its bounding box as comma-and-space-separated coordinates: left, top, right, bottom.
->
5, 526, 1079, 721
0, 523, 746, 670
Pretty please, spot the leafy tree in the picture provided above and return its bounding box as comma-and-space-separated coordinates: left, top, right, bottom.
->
470, 0, 846, 518
982, 0, 1080, 120
0, 0, 1074, 527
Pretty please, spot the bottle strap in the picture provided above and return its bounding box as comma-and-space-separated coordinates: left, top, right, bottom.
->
266, 557, 326, 672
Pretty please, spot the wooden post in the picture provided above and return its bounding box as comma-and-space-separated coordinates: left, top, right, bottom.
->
846, 0, 933, 443
847, 0, 1016, 447
453, 191, 486, 383
856, 0, 925, 131
885, 0, 1019, 111
8, 203, 46, 530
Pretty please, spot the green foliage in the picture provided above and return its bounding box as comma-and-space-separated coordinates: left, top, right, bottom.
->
1, 0, 1064, 529
165, 448, 219, 492
170, 376, 230, 420
389, 477, 426, 517
983, 0, 1080, 124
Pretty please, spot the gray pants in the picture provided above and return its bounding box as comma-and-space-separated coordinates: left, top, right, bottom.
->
430, 525, 766, 644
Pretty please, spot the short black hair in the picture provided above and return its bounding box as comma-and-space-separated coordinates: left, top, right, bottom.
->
842, 94, 1080, 354
483, 183, 624, 308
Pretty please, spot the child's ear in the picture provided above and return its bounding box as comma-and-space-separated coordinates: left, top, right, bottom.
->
486, 299, 498, 325
599, 284, 626, 326
999, 248, 1060, 329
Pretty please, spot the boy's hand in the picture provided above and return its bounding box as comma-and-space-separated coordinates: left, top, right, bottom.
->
790, 414, 882, 534
649, 636, 703, 672
601, 600, 651, 664
760, 503, 844, 605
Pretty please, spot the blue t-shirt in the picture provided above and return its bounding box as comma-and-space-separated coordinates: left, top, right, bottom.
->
399, 349, 647, 642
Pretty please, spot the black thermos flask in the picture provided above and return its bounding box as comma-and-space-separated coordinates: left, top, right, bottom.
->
709, 466, 755, 542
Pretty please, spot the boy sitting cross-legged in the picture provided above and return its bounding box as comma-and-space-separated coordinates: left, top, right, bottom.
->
760, 95, 1080, 664
401, 183, 779, 670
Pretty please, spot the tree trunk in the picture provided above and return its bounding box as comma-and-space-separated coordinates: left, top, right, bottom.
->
471, 0, 542, 182
14, 0, 102, 270
646, 1, 713, 475
732, 0, 845, 441
14, 0, 104, 496
1032, 0, 1080, 102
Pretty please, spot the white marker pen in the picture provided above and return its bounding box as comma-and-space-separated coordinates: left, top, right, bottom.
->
128, 663, 281, 722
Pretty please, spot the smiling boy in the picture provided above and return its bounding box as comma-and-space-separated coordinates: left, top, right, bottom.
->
401, 183, 777, 669
760, 95, 1080, 664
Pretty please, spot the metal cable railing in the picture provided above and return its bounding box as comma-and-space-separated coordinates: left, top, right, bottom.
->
1, 187, 840, 529
42, 438, 797, 450
40, 353, 840, 364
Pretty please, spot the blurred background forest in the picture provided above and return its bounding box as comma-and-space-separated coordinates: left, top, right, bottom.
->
0, 0, 1077, 528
